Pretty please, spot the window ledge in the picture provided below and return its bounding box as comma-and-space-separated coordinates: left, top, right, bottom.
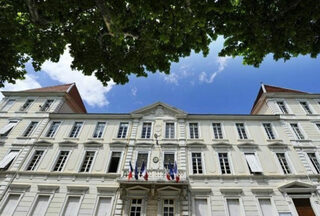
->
266, 139, 283, 142
16, 136, 35, 139
87, 138, 104, 141
64, 137, 79, 141
212, 139, 229, 142
136, 138, 154, 141
307, 114, 319, 116
162, 138, 178, 141
15, 111, 27, 114
237, 139, 254, 142
0, 111, 8, 113
40, 137, 55, 140
290, 139, 312, 142
279, 114, 295, 116
187, 139, 204, 142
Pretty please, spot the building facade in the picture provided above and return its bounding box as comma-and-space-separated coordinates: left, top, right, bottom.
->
0, 83, 319, 216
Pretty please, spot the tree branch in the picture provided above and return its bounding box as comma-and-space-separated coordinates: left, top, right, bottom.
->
95, 0, 114, 36
25, 0, 48, 25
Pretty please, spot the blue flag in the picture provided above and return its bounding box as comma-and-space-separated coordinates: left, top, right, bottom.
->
169, 163, 174, 180
134, 161, 139, 180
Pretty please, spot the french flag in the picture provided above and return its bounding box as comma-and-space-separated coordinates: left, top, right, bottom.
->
140, 161, 148, 181
169, 163, 175, 180
166, 162, 172, 180
134, 161, 139, 180
128, 161, 133, 180
174, 161, 180, 183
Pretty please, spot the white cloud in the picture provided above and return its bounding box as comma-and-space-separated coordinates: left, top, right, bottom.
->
0, 75, 41, 100
131, 87, 137, 96
162, 73, 179, 85
42, 48, 114, 107
199, 56, 231, 83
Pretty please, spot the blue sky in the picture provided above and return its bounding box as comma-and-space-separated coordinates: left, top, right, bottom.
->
1, 37, 320, 114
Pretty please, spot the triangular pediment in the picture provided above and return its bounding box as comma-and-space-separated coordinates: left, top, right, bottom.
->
279, 181, 316, 193
131, 102, 186, 117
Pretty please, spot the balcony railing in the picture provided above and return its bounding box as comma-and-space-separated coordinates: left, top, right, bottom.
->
120, 169, 187, 183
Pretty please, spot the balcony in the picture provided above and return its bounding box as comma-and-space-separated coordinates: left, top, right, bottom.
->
118, 169, 188, 185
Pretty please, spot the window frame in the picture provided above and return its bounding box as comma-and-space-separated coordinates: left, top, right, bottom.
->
235, 123, 249, 140
212, 122, 224, 139
0, 120, 19, 137
189, 122, 200, 139
25, 149, 46, 171
274, 151, 295, 175
224, 197, 245, 216
192, 196, 211, 216
1, 99, 16, 112
92, 121, 107, 139
45, 121, 62, 138
68, 121, 84, 138
19, 98, 35, 112
60, 195, 83, 216
276, 100, 290, 114
298, 100, 313, 114
0, 149, 21, 170
51, 150, 71, 172
217, 152, 233, 175
305, 152, 320, 174
27, 193, 53, 216
289, 123, 306, 140
189, 151, 205, 175
129, 198, 143, 216
39, 99, 54, 112
93, 196, 114, 216
162, 199, 175, 216
117, 122, 129, 139
135, 151, 150, 169
243, 152, 263, 174
255, 197, 277, 216
23, 121, 39, 137
164, 122, 176, 139
141, 122, 153, 139
106, 150, 123, 173
262, 122, 277, 140
78, 150, 97, 173
0, 192, 23, 215
162, 151, 176, 169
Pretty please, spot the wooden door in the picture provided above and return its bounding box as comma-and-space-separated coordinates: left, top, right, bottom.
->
292, 198, 315, 216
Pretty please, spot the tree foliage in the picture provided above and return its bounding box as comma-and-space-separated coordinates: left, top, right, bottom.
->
0, 0, 319, 87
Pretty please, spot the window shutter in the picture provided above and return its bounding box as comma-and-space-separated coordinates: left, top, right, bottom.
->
63, 196, 81, 216
0, 122, 17, 135
259, 199, 273, 216
245, 154, 263, 173
227, 199, 240, 216
0, 151, 19, 169
31, 195, 50, 216
195, 199, 208, 216
96, 197, 112, 216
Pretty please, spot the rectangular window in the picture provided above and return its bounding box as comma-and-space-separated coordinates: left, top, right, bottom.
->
137, 152, 148, 168
0, 194, 21, 215
218, 153, 231, 174
63, 196, 81, 216
189, 123, 199, 139
69, 122, 83, 138
259, 199, 273, 216
308, 153, 320, 174
277, 101, 288, 114
53, 151, 69, 172
163, 153, 174, 169
300, 101, 312, 114
212, 123, 223, 139
108, 152, 121, 173
276, 153, 291, 174
263, 123, 275, 139
0, 120, 18, 137
93, 122, 106, 138
46, 121, 61, 138
191, 153, 203, 174
79, 151, 95, 172
20, 99, 34, 111
227, 199, 240, 216
130, 199, 142, 216
95, 197, 112, 216
141, 122, 152, 139
30, 195, 50, 216
117, 122, 128, 138
40, 99, 54, 111
244, 153, 262, 173
26, 150, 44, 171
316, 123, 320, 131
165, 123, 175, 139
1, 99, 15, 112
194, 199, 208, 216
0, 150, 19, 170
236, 123, 248, 139
290, 123, 305, 139
23, 121, 38, 137
163, 199, 175, 216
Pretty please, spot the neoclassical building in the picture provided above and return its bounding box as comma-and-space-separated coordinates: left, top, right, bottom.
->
0, 83, 319, 216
